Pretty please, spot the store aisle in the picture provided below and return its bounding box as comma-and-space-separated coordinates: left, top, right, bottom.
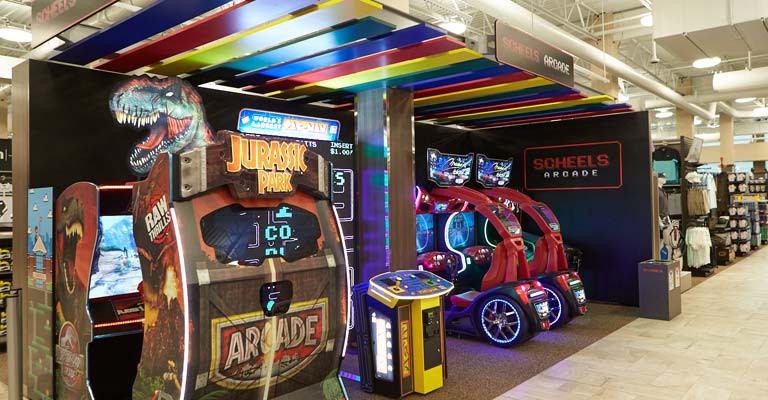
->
498, 248, 768, 400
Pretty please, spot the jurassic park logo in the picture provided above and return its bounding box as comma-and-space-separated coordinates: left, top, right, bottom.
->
56, 322, 84, 389
210, 299, 328, 389
226, 134, 308, 195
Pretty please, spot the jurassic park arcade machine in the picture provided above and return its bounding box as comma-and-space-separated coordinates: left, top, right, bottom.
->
129, 130, 350, 400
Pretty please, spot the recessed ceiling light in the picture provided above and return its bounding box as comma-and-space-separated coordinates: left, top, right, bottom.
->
439, 21, 467, 35
692, 57, 721, 69
656, 111, 674, 118
753, 106, 768, 117
0, 27, 31, 43
735, 97, 756, 103
640, 15, 653, 27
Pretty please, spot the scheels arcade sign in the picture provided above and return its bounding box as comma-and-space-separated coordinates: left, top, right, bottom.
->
524, 141, 623, 191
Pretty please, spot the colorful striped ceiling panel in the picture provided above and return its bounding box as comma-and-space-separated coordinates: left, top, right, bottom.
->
413, 71, 533, 99
464, 106, 633, 128
417, 93, 585, 120
295, 58, 499, 105
246, 37, 465, 94
267, 48, 482, 100
216, 23, 443, 88
414, 87, 576, 116
428, 95, 614, 124
184, 17, 395, 86
52, 0, 236, 65
149, 0, 383, 76
414, 77, 553, 107
96, 0, 377, 73
454, 103, 630, 127
400, 64, 519, 91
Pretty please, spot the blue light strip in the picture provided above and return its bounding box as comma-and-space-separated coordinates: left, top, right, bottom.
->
444, 212, 468, 274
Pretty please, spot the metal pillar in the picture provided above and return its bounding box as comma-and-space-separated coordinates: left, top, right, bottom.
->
7, 289, 22, 400
354, 87, 416, 283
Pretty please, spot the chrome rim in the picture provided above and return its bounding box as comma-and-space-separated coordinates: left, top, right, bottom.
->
544, 287, 562, 325
481, 298, 521, 344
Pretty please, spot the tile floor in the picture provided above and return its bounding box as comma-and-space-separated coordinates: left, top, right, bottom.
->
497, 247, 768, 400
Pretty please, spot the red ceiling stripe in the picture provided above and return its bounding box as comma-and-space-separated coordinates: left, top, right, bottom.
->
416, 93, 586, 120
413, 71, 533, 98
95, 0, 266, 72
464, 108, 633, 128
246, 36, 465, 93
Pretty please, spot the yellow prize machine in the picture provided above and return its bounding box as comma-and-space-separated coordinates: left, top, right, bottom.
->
353, 270, 454, 398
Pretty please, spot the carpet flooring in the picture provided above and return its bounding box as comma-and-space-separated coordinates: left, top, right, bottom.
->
343, 301, 638, 400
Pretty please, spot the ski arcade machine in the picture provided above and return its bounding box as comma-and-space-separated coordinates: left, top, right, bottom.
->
483, 187, 587, 328
418, 149, 550, 347
129, 130, 349, 400
53, 184, 146, 400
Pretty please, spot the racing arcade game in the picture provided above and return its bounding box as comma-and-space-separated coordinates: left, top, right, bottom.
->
422, 149, 550, 347
54, 184, 145, 400
129, 131, 349, 400
484, 187, 587, 328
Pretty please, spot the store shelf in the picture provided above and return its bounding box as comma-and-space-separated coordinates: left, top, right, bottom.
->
0, 231, 12, 240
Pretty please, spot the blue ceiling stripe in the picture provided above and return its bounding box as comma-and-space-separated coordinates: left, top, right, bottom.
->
187, 16, 396, 86
414, 84, 569, 114
402, 64, 520, 91
219, 23, 445, 88
52, 0, 244, 65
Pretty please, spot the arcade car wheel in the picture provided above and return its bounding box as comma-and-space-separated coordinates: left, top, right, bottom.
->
543, 284, 572, 329
477, 295, 529, 347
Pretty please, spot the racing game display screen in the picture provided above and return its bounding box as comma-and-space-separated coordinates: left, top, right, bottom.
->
416, 213, 435, 254
445, 212, 476, 250
200, 203, 321, 266
427, 148, 473, 187
90, 216, 143, 299
476, 154, 513, 188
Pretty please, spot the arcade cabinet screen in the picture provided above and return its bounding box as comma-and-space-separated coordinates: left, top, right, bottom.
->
90, 216, 143, 299
200, 203, 321, 266
476, 154, 513, 188
416, 214, 435, 253
427, 148, 473, 187
445, 212, 475, 250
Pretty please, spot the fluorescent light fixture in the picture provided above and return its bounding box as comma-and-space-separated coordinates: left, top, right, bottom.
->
656, 111, 674, 118
439, 20, 467, 35
753, 106, 768, 117
0, 26, 31, 43
640, 15, 653, 27
692, 57, 721, 69
735, 97, 756, 103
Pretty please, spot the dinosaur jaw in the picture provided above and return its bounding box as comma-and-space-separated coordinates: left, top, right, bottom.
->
124, 114, 194, 175
62, 221, 83, 293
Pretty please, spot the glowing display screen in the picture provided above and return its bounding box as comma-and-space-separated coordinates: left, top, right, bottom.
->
416, 214, 435, 254
476, 154, 513, 188
200, 203, 320, 266
370, 311, 394, 382
446, 212, 475, 249
427, 148, 473, 187
90, 216, 143, 299
532, 204, 560, 231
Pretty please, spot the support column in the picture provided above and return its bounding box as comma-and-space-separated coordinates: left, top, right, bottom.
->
720, 113, 735, 166
355, 87, 416, 283
676, 108, 695, 138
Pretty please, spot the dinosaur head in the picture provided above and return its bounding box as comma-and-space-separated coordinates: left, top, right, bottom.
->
57, 196, 84, 293
109, 76, 213, 175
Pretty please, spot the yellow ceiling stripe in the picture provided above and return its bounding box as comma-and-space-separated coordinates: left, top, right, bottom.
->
414, 77, 553, 107
268, 48, 482, 99
148, 0, 382, 76
430, 95, 615, 123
